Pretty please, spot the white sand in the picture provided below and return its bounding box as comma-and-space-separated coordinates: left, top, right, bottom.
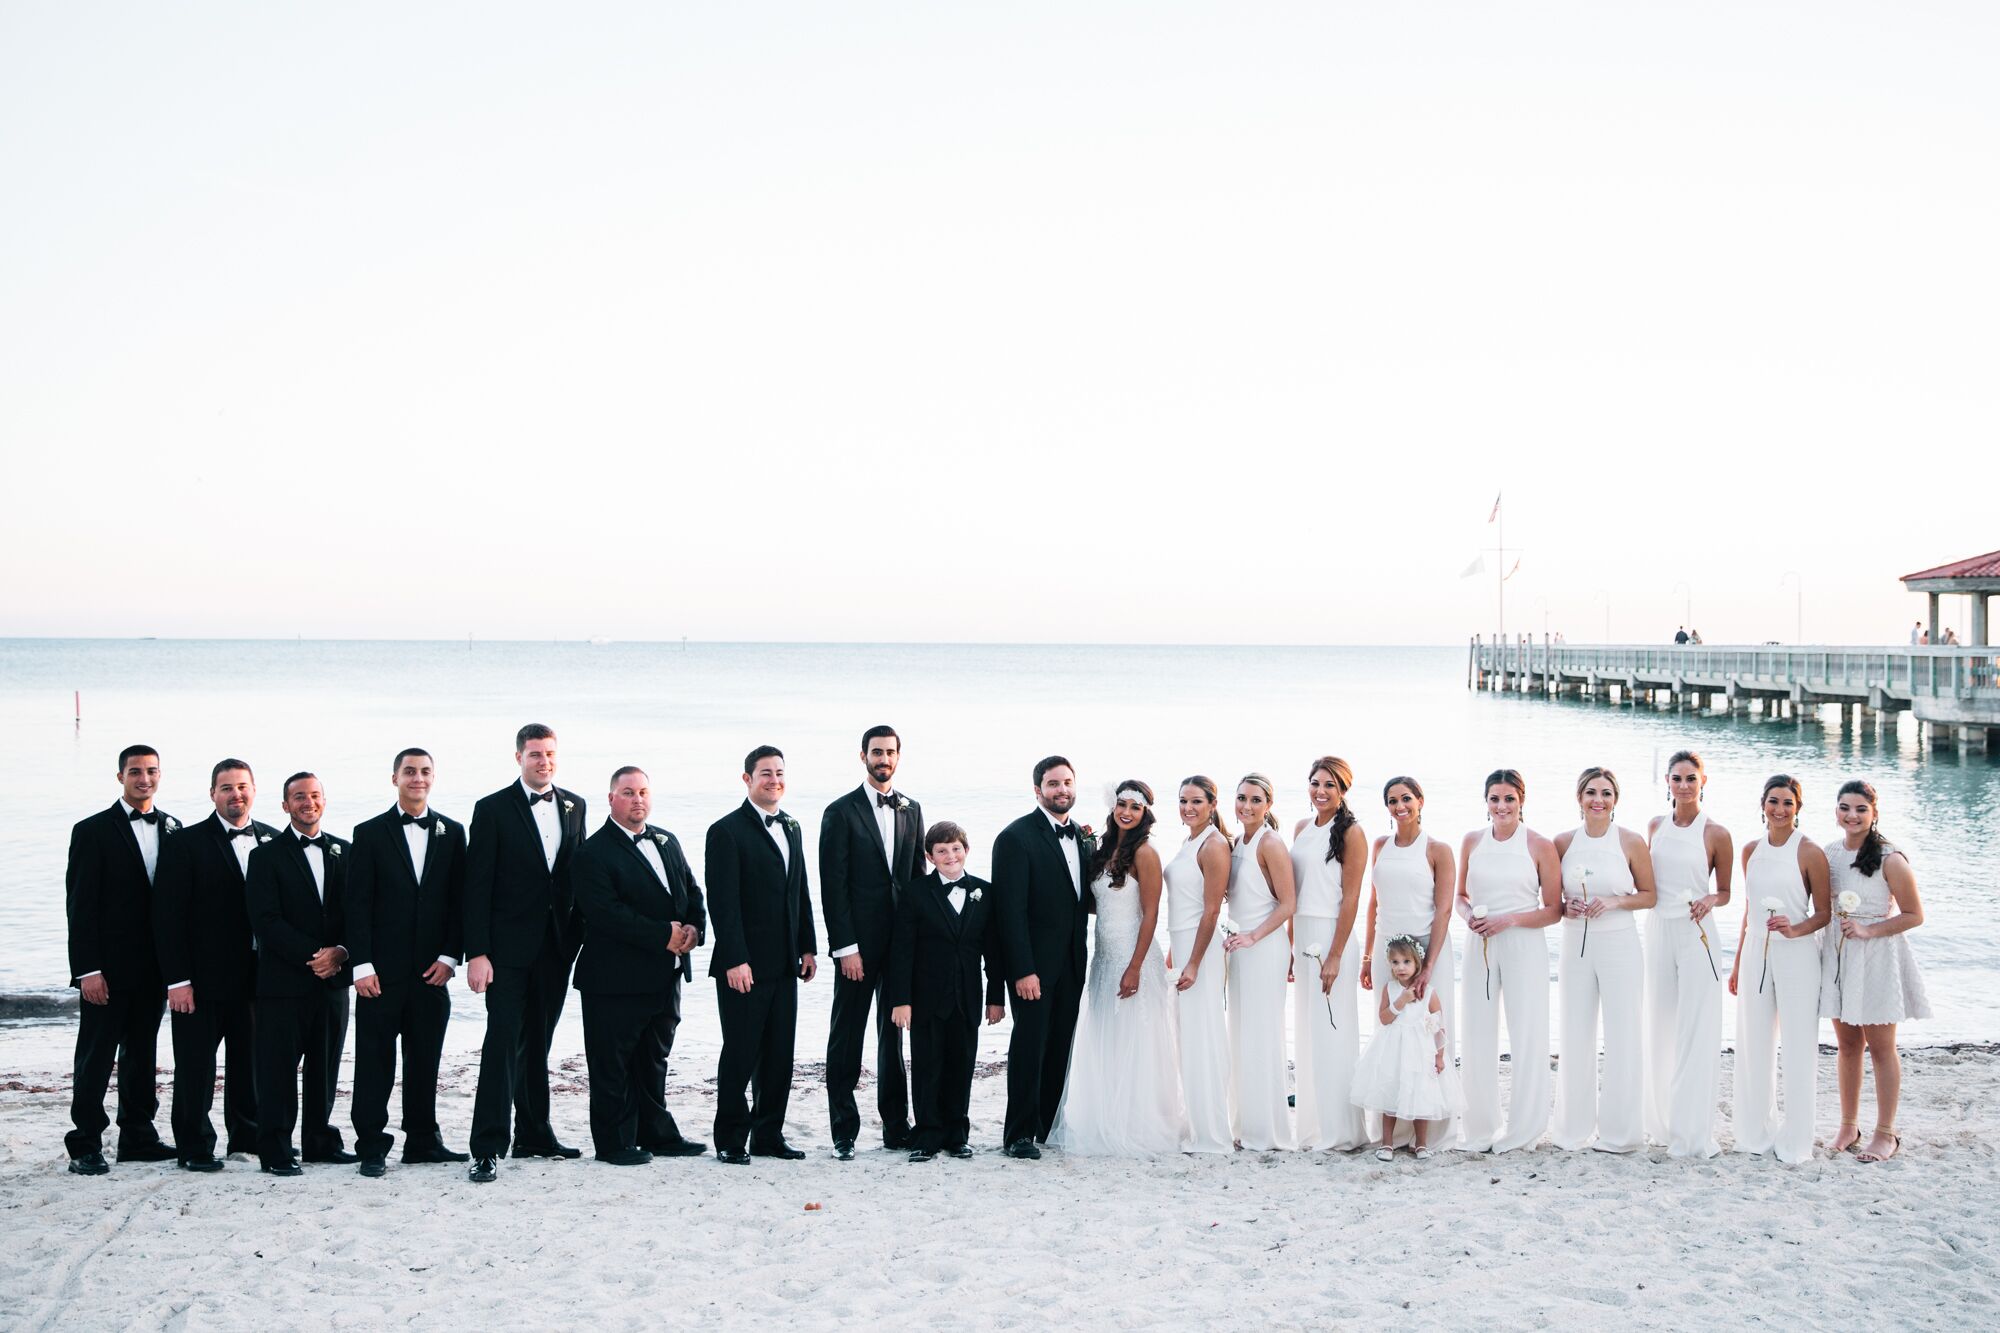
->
1, 1026, 1995, 1330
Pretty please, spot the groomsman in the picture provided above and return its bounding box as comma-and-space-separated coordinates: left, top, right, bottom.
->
64, 745, 178, 1174
706, 745, 818, 1164
573, 766, 707, 1164
464, 724, 588, 1182
153, 758, 274, 1170
995, 755, 1095, 1158
246, 773, 357, 1175
886, 822, 1005, 1162
819, 725, 923, 1158
346, 748, 469, 1177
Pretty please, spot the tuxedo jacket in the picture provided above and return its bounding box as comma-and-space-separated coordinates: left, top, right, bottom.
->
245, 831, 354, 997
992, 810, 1096, 985
704, 801, 817, 979
818, 786, 924, 964
573, 821, 707, 995
66, 802, 178, 987
153, 812, 277, 1001
885, 871, 1005, 1024
345, 807, 467, 986
463, 782, 587, 967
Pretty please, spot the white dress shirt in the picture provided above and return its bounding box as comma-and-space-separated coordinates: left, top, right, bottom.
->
297, 830, 327, 900
1046, 810, 1082, 896
942, 876, 968, 915
353, 808, 455, 983
631, 827, 670, 887
523, 779, 561, 871
753, 803, 790, 870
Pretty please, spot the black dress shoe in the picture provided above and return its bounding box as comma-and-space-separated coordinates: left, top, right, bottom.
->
715, 1148, 751, 1166
908, 1148, 937, 1163
358, 1158, 387, 1178
116, 1141, 179, 1164
468, 1156, 498, 1183
645, 1139, 708, 1158
511, 1139, 583, 1160
178, 1156, 225, 1173
750, 1141, 807, 1161
947, 1144, 976, 1160
402, 1143, 471, 1165
833, 1139, 855, 1161
68, 1152, 110, 1176
1004, 1138, 1042, 1160
261, 1160, 304, 1177
598, 1148, 654, 1167
303, 1148, 359, 1165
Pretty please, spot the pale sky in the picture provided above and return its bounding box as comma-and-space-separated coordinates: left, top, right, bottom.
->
2, 2, 1994, 646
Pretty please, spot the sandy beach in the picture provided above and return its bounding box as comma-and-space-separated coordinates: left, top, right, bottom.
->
1, 1031, 1994, 1331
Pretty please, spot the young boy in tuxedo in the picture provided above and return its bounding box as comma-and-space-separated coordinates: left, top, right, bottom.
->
886, 823, 1005, 1162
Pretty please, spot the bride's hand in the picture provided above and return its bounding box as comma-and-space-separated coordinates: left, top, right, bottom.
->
1118, 963, 1141, 999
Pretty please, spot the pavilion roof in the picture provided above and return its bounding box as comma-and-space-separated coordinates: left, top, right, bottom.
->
1901, 550, 2000, 583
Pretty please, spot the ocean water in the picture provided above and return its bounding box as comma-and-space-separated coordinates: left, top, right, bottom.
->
2, 639, 1994, 1054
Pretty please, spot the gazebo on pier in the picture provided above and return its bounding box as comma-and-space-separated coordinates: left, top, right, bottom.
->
1902, 550, 2000, 645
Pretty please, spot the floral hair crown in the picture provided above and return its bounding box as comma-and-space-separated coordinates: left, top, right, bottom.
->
1386, 934, 1427, 963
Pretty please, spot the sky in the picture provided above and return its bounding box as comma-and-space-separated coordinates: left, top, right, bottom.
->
2, 2, 1994, 646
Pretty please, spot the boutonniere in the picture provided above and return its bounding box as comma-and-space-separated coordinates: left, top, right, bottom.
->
968, 887, 984, 903
562, 799, 576, 813
258, 834, 271, 844
1079, 824, 1097, 847
163, 816, 180, 833
894, 796, 910, 812
782, 815, 801, 833
432, 820, 447, 839
652, 831, 669, 848
328, 842, 343, 858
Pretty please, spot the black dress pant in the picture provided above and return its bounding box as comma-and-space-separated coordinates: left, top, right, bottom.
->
712, 973, 798, 1153
910, 1011, 978, 1152
352, 981, 450, 1159
254, 987, 350, 1165
469, 929, 578, 1158
1002, 959, 1082, 1145
581, 987, 687, 1156
826, 964, 909, 1146
168, 994, 257, 1158
65, 975, 167, 1159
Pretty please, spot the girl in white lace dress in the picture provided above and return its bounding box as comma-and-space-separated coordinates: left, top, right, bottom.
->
1352, 935, 1463, 1159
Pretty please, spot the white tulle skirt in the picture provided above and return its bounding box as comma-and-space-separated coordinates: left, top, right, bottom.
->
1352, 1004, 1464, 1122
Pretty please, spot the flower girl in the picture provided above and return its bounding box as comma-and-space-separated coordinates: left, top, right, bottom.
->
1352, 936, 1464, 1159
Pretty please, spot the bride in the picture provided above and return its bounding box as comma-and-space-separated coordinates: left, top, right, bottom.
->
1049, 780, 1191, 1155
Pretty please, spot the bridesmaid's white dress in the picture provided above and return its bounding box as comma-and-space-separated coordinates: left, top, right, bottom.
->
1167, 826, 1233, 1153
1227, 826, 1295, 1151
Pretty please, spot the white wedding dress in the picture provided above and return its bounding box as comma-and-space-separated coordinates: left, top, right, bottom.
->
1048, 859, 1190, 1156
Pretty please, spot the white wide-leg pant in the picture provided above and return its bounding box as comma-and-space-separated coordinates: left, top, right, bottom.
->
1733, 933, 1822, 1164
1552, 925, 1644, 1152
1292, 918, 1366, 1151
1643, 909, 1723, 1158
1227, 927, 1294, 1151
1171, 927, 1233, 1154
1459, 926, 1551, 1153
1369, 925, 1457, 1149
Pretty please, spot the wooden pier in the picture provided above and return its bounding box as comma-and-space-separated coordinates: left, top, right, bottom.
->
1468, 639, 2000, 753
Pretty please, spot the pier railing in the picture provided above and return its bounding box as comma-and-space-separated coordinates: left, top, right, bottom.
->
1469, 641, 1998, 702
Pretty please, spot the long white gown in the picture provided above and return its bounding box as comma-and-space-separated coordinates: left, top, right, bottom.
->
1227, 826, 1295, 1151
1290, 818, 1367, 1151
1368, 832, 1456, 1148
1048, 860, 1189, 1156
1167, 826, 1233, 1153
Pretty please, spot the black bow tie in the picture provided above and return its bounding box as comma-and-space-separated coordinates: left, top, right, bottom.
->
399, 812, 435, 830
765, 814, 785, 828
526, 789, 556, 805
1051, 822, 1077, 840
297, 833, 327, 850
877, 793, 898, 809
630, 831, 651, 845
942, 878, 963, 890
222, 825, 256, 840
127, 808, 159, 825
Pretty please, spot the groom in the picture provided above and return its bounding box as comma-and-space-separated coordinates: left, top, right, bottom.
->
994, 755, 1094, 1159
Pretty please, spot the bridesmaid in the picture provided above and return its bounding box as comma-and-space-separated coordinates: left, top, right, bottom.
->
1821, 780, 1929, 1163
1363, 775, 1457, 1149
1290, 756, 1369, 1152
1167, 776, 1235, 1154
1644, 750, 1733, 1159
1728, 774, 1830, 1164
1551, 766, 1657, 1153
1223, 773, 1297, 1151
1458, 768, 1563, 1153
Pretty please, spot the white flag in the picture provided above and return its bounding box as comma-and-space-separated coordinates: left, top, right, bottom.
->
1460, 555, 1485, 579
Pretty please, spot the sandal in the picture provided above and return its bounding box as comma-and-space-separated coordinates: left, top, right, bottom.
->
1855, 1126, 1901, 1163
1414, 1146, 1436, 1160
1374, 1147, 1395, 1162
1833, 1122, 1862, 1154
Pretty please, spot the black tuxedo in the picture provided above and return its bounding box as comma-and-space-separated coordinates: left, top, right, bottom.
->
346, 806, 467, 1159
993, 808, 1096, 1145
63, 802, 174, 1159
465, 781, 587, 1158
573, 821, 707, 1156
706, 801, 817, 1152
886, 871, 1004, 1152
818, 784, 924, 1147
153, 813, 274, 1158
246, 829, 353, 1166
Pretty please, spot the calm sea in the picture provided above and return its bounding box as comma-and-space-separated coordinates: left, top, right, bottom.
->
2, 639, 1994, 1053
